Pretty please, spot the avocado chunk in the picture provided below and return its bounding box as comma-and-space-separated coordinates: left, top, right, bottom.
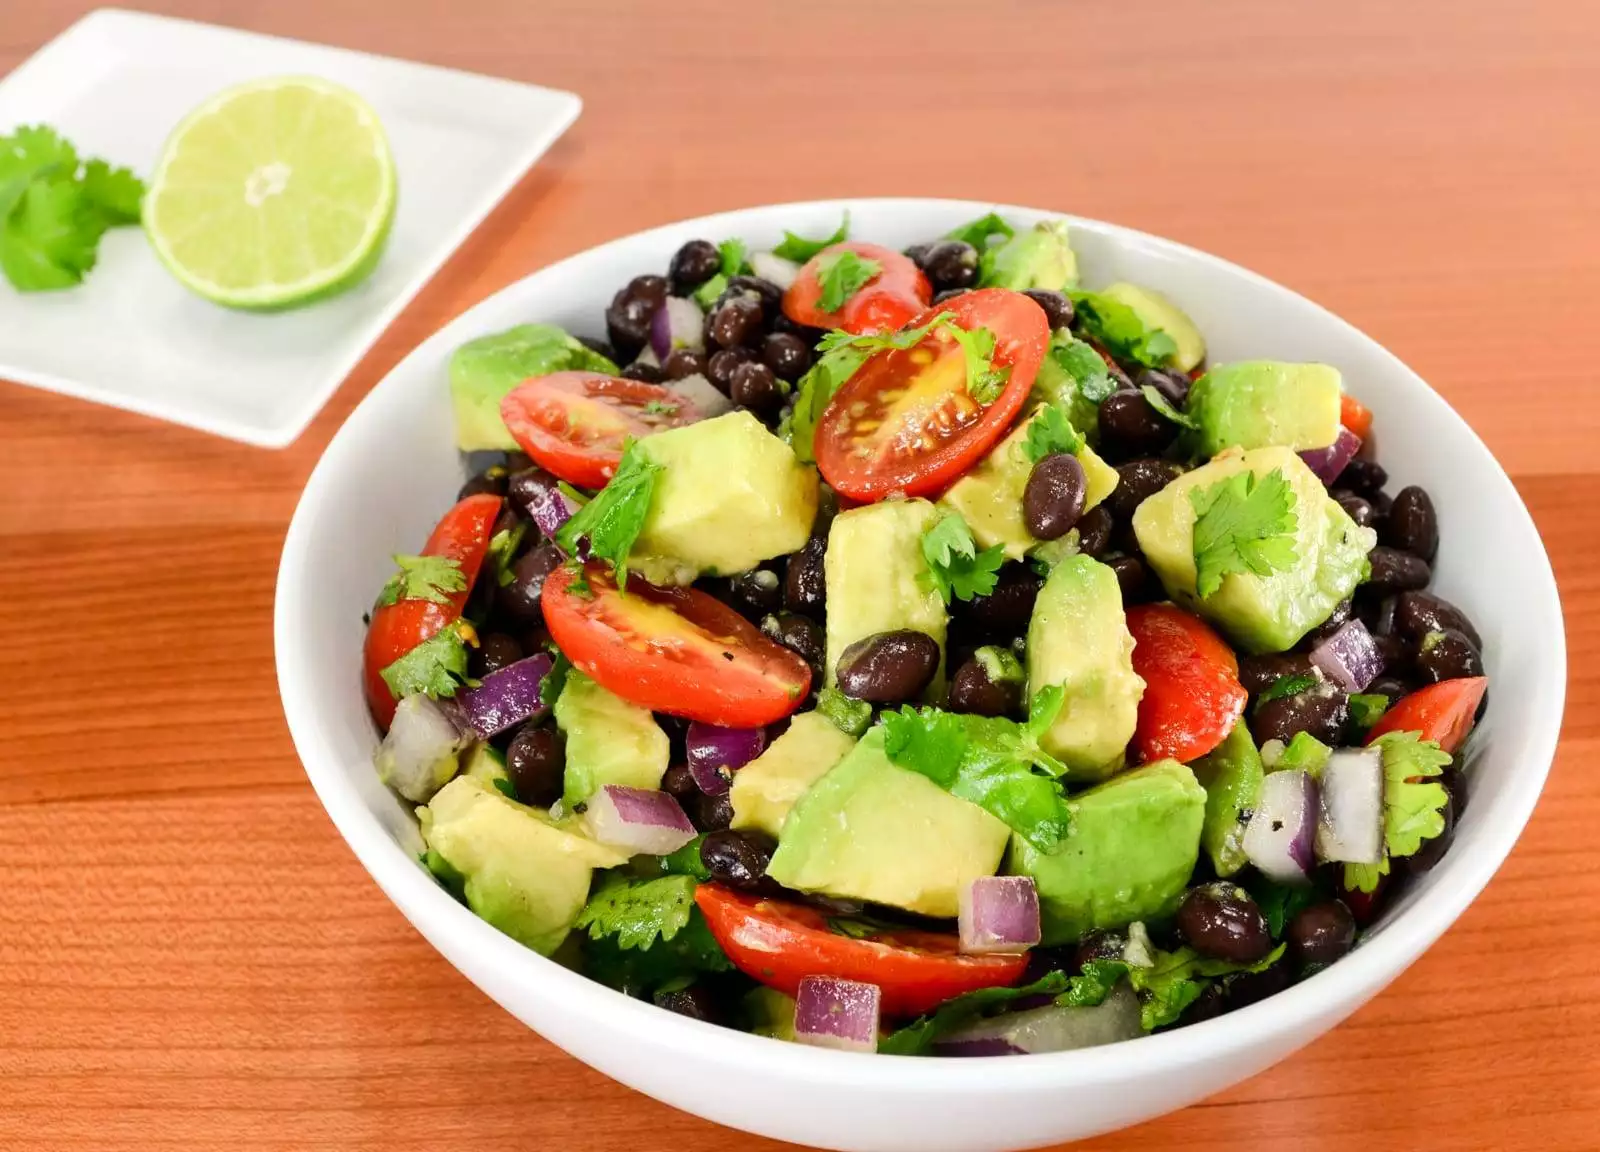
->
766, 728, 1010, 917
422, 775, 628, 955
823, 499, 949, 696
1190, 719, 1264, 877
939, 409, 1119, 561
554, 670, 670, 808
1025, 555, 1145, 781
1031, 331, 1114, 441
1007, 759, 1206, 945
1131, 447, 1376, 653
1185, 361, 1342, 457
1099, 283, 1206, 374
462, 741, 511, 789
730, 712, 858, 838
630, 411, 819, 585
449, 323, 618, 451
980, 219, 1078, 292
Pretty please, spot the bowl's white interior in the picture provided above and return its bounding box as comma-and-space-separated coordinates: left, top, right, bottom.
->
275, 200, 1564, 1151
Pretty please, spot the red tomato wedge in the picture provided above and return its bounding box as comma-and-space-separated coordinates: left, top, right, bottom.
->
1126, 604, 1248, 764
1365, 676, 1487, 755
500, 372, 700, 489
813, 289, 1049, 501
1340, 393, 1374, 441
542, 563, 811, 727
362, 493, 502, 731
782, 242, 931, 335
694, 885, 1029, 1018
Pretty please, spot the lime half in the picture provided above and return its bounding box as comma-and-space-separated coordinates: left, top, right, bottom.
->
144, 76, 397, 310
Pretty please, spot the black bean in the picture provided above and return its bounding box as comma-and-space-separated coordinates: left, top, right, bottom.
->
1335, 458, 1387, 495
496, 544, 562, 626
699, 829, 777, 892
1372, 634, 1408, 675
694, 790, 734, 832
1414, 628, 1484, 684
1395, 591, 1482, 650
1334, 490, 1377, 529
729, 360, 784, 417
948, 655, 1021, 717
661, 761, 697, 803
1106, 554, 1158, 604
1383, 486, 1438, 561
506, 465, 560, 525
964, 564, 1042, 634
765, 612, 825, 671
1135, 367, 1190, 407
1397, 792, 1455, 877
904, 242, 933, 267
836, 630, 941, 704
505, 725, 565, 807
668, 239, 721, 293
1364, 546, 1430, 593
1181, 984, 1228, 1025
723, 275, 785, 315
709, 295, 763, 349
1223, 963, 1290, 1010
1104, 458, 1182, 524
458, 466, 507, 500
621, 360, 664, 383
1023, 453, 1088, 540
661, 347, 709, 381
1075, 505, 1114, 557
724, 566, 785, 619
470, 632, 523, 678
1286, 900, 1357, 970
922, 241, 979, 291
1366, 675, 1414, 708
1073, 930, 1127, 972
1177, 883, 1274, 964
1252, 682, 1349, 746
1304, 598, 1355, 647
761, 331, 812, 382
1237, 653, 1315, 697
654, 983, 721, 1024
1368, 489, 1393, 518
784, 536, 827, 615
576, 335, 617, 364
518, 625, 551, 657
1098, 390, 1176, 459
604, 275, 668, 358
1440, 762, 1470, 816
1021, 289, 1074, 330
706, 346, 758, 395
932, 288, 969, 305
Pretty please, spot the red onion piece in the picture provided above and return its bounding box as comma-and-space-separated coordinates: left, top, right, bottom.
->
1316, 748, 1384, 864
374, 693, 469, 802
650, 296, 707, 360
513, 469, 581, 538
794, 976, 881, 1052
685, 722, 767, 796
1243, 769, 1317, 884
958, 876, 1041, 954
583, 785, 696, 856
932, 984, 1143, 1057
749, 251, 800, 290
1300, 425, 1362, 486
455, 653, 554, 739
1309, 618, 1384, 692
668, 372, 733, 418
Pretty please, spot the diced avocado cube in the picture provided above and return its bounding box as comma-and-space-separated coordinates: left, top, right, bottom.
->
554, 670, 669, 808
745, 987, 798, 1041
980, 219, 1078, 292
1007, 759, 1206, 945
449, 323, 618, 451
423, 775, 628, 955
1185, 361, 1342, 457
730, 712, 858, 839
1131, 447, 1376, 653
1031, 332, 1113, 441
823, 499, 948, 696
766, 728, 1010, 918
938, 409, 1119, 561
1099, 283, 1206, 374
630, 411, 819, 585
1190, 719, 1264, 877
462, 742, 511, 788
1026, 555, 1145, 781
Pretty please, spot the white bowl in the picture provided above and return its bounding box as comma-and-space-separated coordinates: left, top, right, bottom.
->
275, 199, 1565, 1152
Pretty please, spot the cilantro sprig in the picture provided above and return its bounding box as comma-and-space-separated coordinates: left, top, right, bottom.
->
1068, 289, 1179, 368
575, 873, 699, 950
920, 512, 1004, 604
555, 439, 662, 587
379, 620, 475, 700
1022, 404, 1084, 464
1049, 335, 1118, 406
816, 249, 881, 312
1189, 468, 1299, 599
1140, 384, 1198, 429
1063, 940, 1286, 1031
377, 554, 468, 607
771, 213, 850, 263
944, 211, 1015, 251
691, 239, 753, 308
1343, 731, 1453, 893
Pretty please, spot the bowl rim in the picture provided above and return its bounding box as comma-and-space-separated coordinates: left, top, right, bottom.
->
275, 196, 1565, 1092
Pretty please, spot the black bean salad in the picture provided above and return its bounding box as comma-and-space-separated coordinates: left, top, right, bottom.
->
362, 211, 1487, 1054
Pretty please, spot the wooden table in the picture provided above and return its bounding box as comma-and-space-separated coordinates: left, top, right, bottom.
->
4, 1, 1597, 1148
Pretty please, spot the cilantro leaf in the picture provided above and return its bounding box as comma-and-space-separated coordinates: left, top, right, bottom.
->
80, 159, 144, 224
538, 653, 572, 712
944, 211, 1015, 250
878, 971, 1069, 1055
1258, 672, 1318, 707
920, 512, 1005, 604
1127, 942, 1285, 1030
717, 237, 748, 278
378, 553, 469, 606
1069, 290, 1179, 368
1049, 335, 1118, 405
1022, 404, 1084, 464
1189, 468, 1300, 599
380, 621, 473, 699
782, 341, 872, 464
555, 439, 662, 586
1249, 876, 1324, 938
1140, 384, 1198, 429
816, 250, 881, 312
491, 777, 519, 800
947, 324, 1011, 404
0, 124, 79, 218
1348, 693, 1390, 729
771, 213, 849, 263
575, 873, 698, 950
1058, 958, 1130, 1007
657, 837, 712, 880
815, 685, 873, 738
582, 912, 732, 997
1342, 730, 1452, 892
692, 273, 728, 309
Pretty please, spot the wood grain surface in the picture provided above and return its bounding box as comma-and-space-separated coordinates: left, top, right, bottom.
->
3, 1, 1598, 1148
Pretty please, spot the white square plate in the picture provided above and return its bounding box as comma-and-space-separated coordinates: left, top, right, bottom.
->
0, 8, 580, 447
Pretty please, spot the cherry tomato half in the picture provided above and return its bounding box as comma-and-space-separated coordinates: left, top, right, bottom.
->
500, 372, 700, 489
694, 885, 1029, 1018
1126, 603, 1248, 764
1340, 393, 1374, 441
1365, 676, 1487, 755
813, 288, 1049, 501
782, 242, 931, 335
362, 493, 502, 731
542, 563, 812, 727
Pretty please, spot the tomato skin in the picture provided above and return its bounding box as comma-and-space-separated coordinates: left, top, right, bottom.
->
694, 885, 1029, 1018
1126, 604, 1247, 764
500, 372, 700, 489
1365, 677, 1487, 754
542, 563, 812, 727
1340, 393, 1374, 441
782, 242, 931, 335
362, 494, 503, 731
814, 288, 1050, 502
